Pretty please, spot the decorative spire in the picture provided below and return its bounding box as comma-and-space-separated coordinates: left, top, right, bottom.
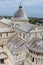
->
19, 2, 22, 8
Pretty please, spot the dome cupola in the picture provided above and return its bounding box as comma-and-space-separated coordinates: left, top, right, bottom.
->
13, 3, 27, 19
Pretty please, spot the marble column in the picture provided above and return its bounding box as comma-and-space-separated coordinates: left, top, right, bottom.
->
35, 32, 37, 37
42, 59, 43, 65
39, 59, 41, 65
0, 33, 2, 37
34, 57, 36, 64
41, 59, 42, 65
37, 58, 40, 65
6, 33, 8, 36
36, 58, 37, 65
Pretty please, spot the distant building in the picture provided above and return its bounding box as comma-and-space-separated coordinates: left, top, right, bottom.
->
11, 3, 29, 22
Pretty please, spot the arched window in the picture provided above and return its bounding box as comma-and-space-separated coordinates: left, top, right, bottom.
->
32, 57, 34, 62
20, 32, 21, 36
42, 36, 43, 40
6, 33, 8, 36
23, 34, 25, 38
0, 34, 2, 37
22, 62, 24, 65
1, 59, 4, 64
2, 45, 3, 48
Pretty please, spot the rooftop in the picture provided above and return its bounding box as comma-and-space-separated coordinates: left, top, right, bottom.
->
18, 22, 35, 33
29, 37, 43, 53
7, 35, 27, 55
0, 18, 12, 26
0, 27, 14, 33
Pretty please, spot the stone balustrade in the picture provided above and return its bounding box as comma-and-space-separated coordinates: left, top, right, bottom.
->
14, 52, 26, 63
0, 33, 16, 45
27, 51, 43, 65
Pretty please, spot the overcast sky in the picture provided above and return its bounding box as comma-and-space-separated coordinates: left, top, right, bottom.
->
0, 0, 43, 18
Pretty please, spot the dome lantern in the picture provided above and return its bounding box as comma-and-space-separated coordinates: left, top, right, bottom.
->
19, 2, 22, 8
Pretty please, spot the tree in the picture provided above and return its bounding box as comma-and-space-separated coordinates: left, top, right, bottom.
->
29, 18, 38, 24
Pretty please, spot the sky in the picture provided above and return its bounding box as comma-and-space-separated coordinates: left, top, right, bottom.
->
0, 0, 43, 18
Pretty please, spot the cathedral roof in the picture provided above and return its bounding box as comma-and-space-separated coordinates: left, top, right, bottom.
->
1, 18, 12, 26
7, 35, 26, 55
18, 22, 34, 33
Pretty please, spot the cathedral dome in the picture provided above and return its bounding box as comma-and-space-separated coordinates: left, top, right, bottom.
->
13, 4, 27, 19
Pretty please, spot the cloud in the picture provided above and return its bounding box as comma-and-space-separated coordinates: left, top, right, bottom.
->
0, 0, 20, 7
0, 0, 43, 7
22, 0, 43, 6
